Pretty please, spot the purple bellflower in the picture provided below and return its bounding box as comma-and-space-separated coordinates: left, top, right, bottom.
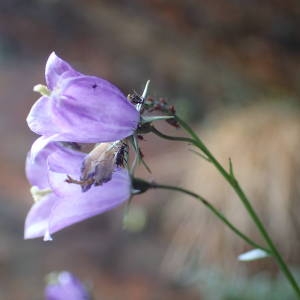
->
27, 52, 140, 149
25, 141, 131, 240
45, 271, 91, 300
24, 53, 153, 240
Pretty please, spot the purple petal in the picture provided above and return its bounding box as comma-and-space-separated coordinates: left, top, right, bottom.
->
26, 139, 82, 192
26, 140, 62, 188
24, 193, 57, 239
28, 75, 139, 143
26, 151, 48, 189
47, 146, 85, 197
45, 271, 90, 300
25, 168, 131, 239
26, 96, 62, 136
47, 145, 85, 175
29, 135, 63, 162
45, 52, 79, 90
54, 76, 139, 142
48, 168, 131, 236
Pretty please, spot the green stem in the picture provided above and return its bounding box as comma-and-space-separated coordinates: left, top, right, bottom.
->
150, 125, 195, 144
155, 115, 300, 297
140, 179, 270, 253
129, 134, 139, 174
231, 178, 300, 297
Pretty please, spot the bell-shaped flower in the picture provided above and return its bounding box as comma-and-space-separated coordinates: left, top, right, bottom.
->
45, 271, 91, 300
27, 52, 140, 144
25, 141, 131, 240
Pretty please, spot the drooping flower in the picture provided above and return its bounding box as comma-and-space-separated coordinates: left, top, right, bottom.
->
45, 271, 91, 300
27, 52, 140, 144
25, 141, 131, 240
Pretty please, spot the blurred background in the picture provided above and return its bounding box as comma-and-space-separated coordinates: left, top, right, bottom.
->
1, 0, 300, 299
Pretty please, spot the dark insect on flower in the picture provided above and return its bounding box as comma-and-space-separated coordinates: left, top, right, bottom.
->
128, 91, 144, 105
116, 143, 128, 167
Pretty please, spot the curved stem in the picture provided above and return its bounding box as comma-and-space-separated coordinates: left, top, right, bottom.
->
140, 179, 270, 253
150, 125, 195, 144
150, 126, 210, 161
154, 116, 300, 297
129, 134, 139, 174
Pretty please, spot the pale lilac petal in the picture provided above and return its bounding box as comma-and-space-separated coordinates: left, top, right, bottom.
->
29, 135, 62, 162
48, 171, 77, 197
26, 141, 80, 190
26, 140, 63, 188
47, 145, 85, 175
45, 52, 79, 90
51, 76, 139, 143
48, 168, 131, 235
25, 151, 48, 188
24, 193, 57, 239
26, 96, 62, 136
47, 146, 85, 196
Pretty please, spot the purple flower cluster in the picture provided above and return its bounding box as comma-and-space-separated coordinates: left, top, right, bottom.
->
25, 52, 140, 240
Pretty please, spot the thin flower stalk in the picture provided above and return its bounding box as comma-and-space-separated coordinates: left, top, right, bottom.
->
150, 115, 300, 298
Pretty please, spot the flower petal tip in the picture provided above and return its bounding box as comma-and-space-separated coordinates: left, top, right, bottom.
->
238, 248, 269, 261
43, 230, 53, 242
141, 80, 150, 99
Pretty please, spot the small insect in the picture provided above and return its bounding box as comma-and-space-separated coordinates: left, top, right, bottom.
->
127, 91, 144, 104
115, 143, 128, 167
